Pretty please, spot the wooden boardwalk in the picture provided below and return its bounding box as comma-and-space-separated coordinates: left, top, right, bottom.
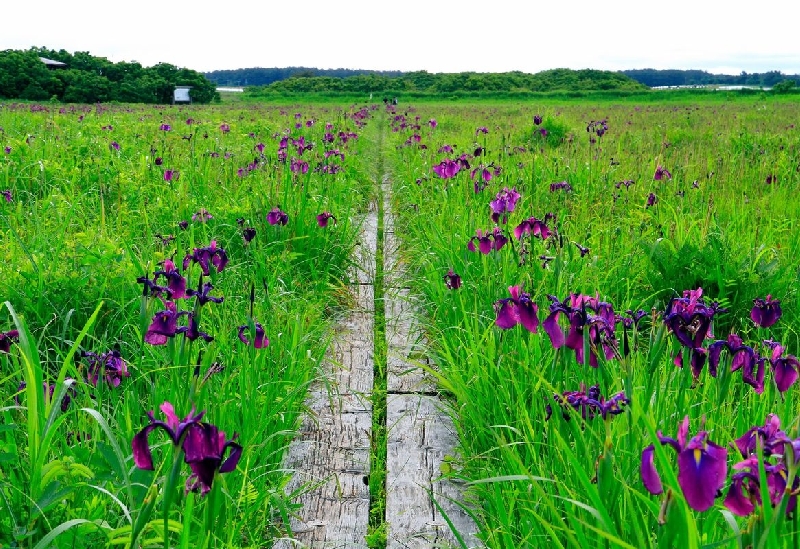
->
274, 177, 479, 548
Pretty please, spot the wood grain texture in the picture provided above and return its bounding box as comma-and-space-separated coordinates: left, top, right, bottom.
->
274, 210, 377, 549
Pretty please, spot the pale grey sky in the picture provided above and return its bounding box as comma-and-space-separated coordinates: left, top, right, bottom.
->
6, 0, 800, 74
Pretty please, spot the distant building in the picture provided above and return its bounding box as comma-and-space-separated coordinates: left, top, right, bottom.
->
173, 86, 192, 104
40, 57, 67, 69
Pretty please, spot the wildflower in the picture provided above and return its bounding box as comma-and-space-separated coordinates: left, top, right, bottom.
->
178, 220, 189, 230
533, 114, 543, 125
219, 123, 230, 133
475, 126, 489, 135
110, 141, 120, 151
707, 334, 765, 391
2, 190, 11, 203
428, 119, 437, 128
545, 384, 628, 421
0, 329, 19, 353
640, 416, 728, 512
432, 158, 461, 179
242, 227, 256, 243
82, 350, 129, 388
467, 228, 507, 254
267, 207, 289, 226
514, 216, 552, 240
131, 402, 204, 469
290, 157, 309, 174
574, 242, 590, 257
490, 187, 521, 224
437, 145, 453, 154
751, 295, 781, 328
495, 285, 539, 333
664, 288, 723, 351
186, 281, 224, 307
732, 414, 789, 459
183, 240, 229, 276
646, 193, 658, 207
238, 322, 269, 348
178, 312, 214, 343
160, 124, 171, 131
155, 157, 163, 166
763, 340, 799, 393
654, 165, 672, 180
3, 146, 10, 154
145, 301, 184, 345
317, 212, 337, 227
443, 269, 461, 290
164, 169, 179, 182
192, 208, 213, 223
550, 181, 572, 192
153, 259, 187, 299
182, 422, 242, 495
543, 293, 618, 367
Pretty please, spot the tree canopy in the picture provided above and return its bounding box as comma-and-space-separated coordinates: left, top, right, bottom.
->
0, 48, 219, 103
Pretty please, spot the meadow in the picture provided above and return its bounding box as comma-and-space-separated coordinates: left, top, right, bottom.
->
1, 93, 800, 548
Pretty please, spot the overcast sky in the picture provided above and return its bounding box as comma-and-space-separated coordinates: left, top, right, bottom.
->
6, 0, 800, 75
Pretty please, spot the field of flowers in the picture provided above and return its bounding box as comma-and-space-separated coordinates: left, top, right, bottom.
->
1, 93, 800, 549
385, 97, 800, 548
0, 101, 377, 547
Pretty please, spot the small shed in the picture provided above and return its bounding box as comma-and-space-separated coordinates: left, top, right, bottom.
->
173, 86, 192, 104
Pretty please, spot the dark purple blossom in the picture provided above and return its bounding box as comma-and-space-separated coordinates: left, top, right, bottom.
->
646, 193, 658, 207
153, 259, 187, 299
550, 181, 572, 192
238, 322, 269, 348
641, 416, 728, 512
192, 208, 213, 223
1, 190, 11, 203
543, 293, 618, 367
178, 312, 214, 342
82, 350, 129, 388
0, 329, 19, 353
164, 169, 179, 182
145, 301, 184, 345
751, 295, 781, 328
654, 165, 672, 180
514, 216, 552, 241
545, 384, 628, 421
317, 211, 337, 227
533, 114, 543, 125
495, 285, 539, 333
186, 281, 224, 307
267, 207, 289, 226
182, 422, 242, 495
489, 187, 521, 224
467, 227, 507, 254
182, 240, 229, 276
242, 227, 256, 243
443, 268, 461, 289
432, 158, 461, 179
160, 123, 171, 131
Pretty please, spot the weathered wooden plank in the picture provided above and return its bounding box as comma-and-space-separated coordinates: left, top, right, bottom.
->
386, 394, 480, 549
274, 211, 377, 549
383, 180, 481, 548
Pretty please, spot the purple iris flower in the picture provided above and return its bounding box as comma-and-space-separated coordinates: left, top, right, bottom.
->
183, 240, 229, 276
182, 422, 242, 495
751, 295, 781, 328
110, 141, 120, 151
490, 187, 521, 224
733, 414, 789, 459
438, 145, 453, 154
155, 157, 163, 166
290, 157, 309, 174
495, 285, 539, 333
763, 340, 800, 393
164, 169, 179, 182
432, 158, 461, 179
0, 329, 20, 353
664, 288, 723, 351
186, 281, 224, 307
514, 216, 552, 240
3, 146, 10, 154
160, 123, 171, 131
533, 114, 543, 125
646, 193, 658, 207
443, 268, 461, 290
238, 321, 269, 348
132, 402, 204, 469
145, 301, 185, 345
545, 384, 628, 421
192, 208, 213, 223
654, 165, 672, 180
707, 333, 765, 392
543, 294, 618, 367
467, 228, 507, 254
178, 311, 214, 343
267, 207, 289, 226
153, 259, 187, 299
475, 126, 489, 135
82, 350, 129, 388
640, 416, 728, 512
219, 123, 230, 133
428, 119, 437, 128
242, 227, 256, 243
550, 181, 572, 192
2, 190, 12, 203
317, 212, 337, 227
724, 455, 794, 517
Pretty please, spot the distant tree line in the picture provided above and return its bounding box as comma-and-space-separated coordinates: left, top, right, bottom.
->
205, 67, 405, 87
0, 48, 218, 103
240, 68, 647, 95
622, 69, 800, 88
